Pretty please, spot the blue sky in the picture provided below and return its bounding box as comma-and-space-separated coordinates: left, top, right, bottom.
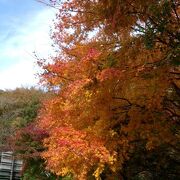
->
0, 0, 56, 89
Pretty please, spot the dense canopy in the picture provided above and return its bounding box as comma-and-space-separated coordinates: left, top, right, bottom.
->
19, 0, 180, 179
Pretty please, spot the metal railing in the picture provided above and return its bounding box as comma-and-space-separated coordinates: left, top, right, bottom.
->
0, 152, 23, 180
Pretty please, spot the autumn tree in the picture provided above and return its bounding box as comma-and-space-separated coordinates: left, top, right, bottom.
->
38, 0, 179, 179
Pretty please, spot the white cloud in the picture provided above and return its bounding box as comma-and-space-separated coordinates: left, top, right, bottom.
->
0, 7, 57, 90
0, 60, 38, 90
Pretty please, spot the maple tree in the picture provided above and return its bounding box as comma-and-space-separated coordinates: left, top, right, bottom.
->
37, 0, 179, 179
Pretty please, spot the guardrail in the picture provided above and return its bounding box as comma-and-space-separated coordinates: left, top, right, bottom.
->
0, 152, 23, 180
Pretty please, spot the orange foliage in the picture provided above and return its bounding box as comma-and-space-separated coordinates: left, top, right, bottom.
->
38, 0, 179, 179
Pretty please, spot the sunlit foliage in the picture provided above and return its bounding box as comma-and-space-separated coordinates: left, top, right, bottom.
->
38, 0, 179, 179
